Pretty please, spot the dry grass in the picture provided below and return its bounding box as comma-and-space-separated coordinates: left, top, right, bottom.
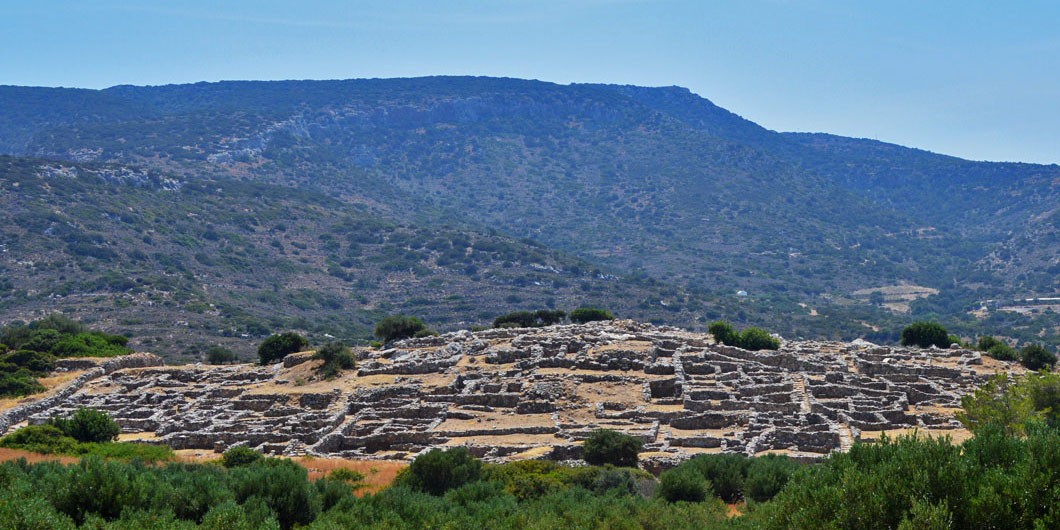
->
0, 447, 80, 465
118, 432, 161, 441
858, 427, 974, 444
727, 502, 745, 518
292, 457, 406, 494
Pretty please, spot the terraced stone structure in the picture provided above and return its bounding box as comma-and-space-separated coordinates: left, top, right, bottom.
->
1, 321, 1013, 467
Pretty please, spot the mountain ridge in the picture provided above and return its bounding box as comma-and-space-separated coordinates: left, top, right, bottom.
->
1, 76, 1057, 355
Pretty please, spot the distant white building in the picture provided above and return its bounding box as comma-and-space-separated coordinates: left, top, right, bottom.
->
736, 290, 748, 297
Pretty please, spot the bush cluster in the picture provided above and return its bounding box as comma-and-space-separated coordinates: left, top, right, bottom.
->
1, 410, 172, 462
373, 315, 434, 344
493, 309, 567, 328
708, 321, 781, 351
313, 341, 356, 378
205, 345, 236, 364
257, 332, 309, 365
569, 307, 615, 324
900, 321, 952, 348
582, 429, 643, 468
0, 315, 132, 397
756, 429, 1060, 529
975, 336, 1056, 369
48, 407, 121, 443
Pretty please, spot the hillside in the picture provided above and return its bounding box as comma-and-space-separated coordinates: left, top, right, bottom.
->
0, 156, 719, 361
1, 77, 1059, 351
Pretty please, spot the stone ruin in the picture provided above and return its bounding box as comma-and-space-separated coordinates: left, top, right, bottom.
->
0, 321, 1014, 468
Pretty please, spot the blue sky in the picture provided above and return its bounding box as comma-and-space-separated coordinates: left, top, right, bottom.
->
2, 1, 1058, 163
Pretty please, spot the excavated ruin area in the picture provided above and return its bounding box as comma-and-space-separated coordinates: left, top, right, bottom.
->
0, 321, 1016, 469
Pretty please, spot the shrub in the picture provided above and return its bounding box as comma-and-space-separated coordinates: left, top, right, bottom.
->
657, 465, 711, 503
373, 315, 428, 344
0, 424, 79, 454
31, 314, 87, 335
49, 332, 130, 358
0, 423, 172, 461
0, 370, 46, 398
395, 447, 482, 496
229, 458, 321, 529
222, 446, 264, 468
583, 429, 643, 468
313, 341, 355, 378
709, 321, 779, 350
900, 321, 951, 349
708, 321, 739, 346
413, 328, 439, 338
592, 467, 638, 496
683, 453, 749, 503
0, 350, 56, 373
1021, 344, 1057, 371
206, 345, 236, 365
739, 327, 781, 351
20, 329, 63, 353
978, 336, 1003, 352
988, 342, 1019, 361
48, 408, 120, 443
493, 310, 567, 328
328, 468, 366, 484
743, 454, 801, 502
569, 307, 615, 324
257, 332, 309, 365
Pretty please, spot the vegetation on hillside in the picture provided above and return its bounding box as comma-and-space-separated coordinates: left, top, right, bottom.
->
708, 321, 781, 351
0, 315, 132, 397
0, 409, 173, 462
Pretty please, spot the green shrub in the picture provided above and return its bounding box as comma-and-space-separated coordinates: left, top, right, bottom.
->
739, 327, 781, 351
412, 328, 439, 338
222, 446, 264, 468
313, 341, 355, 378
395, 447, 482, 496
683, 453, 749, 503
230, 458, 321, 529
583, 429, 643, 467
328, 468, 366, 484
657, 465, 711, 503
49, 332, 130, 358
49, 408, 120, 443
257, 332, 309, 365
743, 454, 801, 502
900, 321, 951, 349
20, 329, 63, 353
493, 310, 567, 328
373, 315, 428, 344
569, 307, 615, 324
1021, 344, 1057, 371
987, 342, 1019, 361
206, 345, 236, 365
0, 350, 56, 373
0, 424, 79, 453
710, 321, 780, 350
592, 467, 638, 496
0, 371, 46, 397
0, 423, 172, 461
708, 321, 739, 346
978, 336, 1002, 352
31, 314, 87, 335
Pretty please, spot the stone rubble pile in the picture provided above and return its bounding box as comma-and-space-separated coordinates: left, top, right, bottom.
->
4, 321, 1006, 465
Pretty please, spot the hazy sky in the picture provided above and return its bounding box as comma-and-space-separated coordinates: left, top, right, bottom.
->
2, 1, 1058, 163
